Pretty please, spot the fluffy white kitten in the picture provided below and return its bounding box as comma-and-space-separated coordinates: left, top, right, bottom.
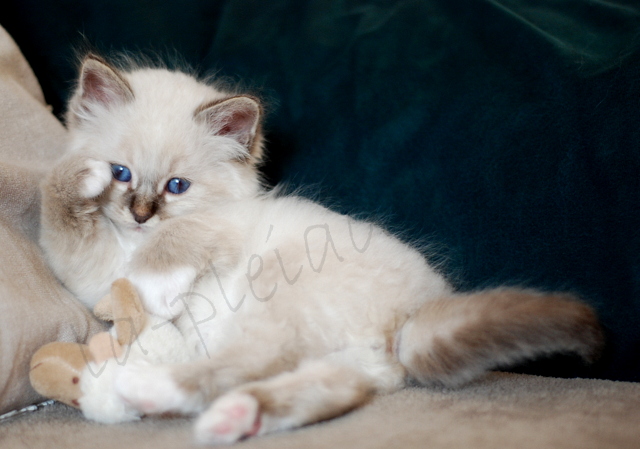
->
40, 55, 602, 444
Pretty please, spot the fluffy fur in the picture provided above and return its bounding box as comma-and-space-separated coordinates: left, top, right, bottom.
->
40, 54, 603, 444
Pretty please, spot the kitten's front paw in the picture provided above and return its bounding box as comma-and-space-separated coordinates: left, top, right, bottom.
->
115, 363, 189, 415
194, 392, 262, 445
129, 267, 197, 320
80, 158, 112, 198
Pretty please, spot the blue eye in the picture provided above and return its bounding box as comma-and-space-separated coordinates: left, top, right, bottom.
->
111, 164, 132, 182
166, 178, 191, 194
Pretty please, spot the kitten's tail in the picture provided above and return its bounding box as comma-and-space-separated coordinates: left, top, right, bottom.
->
396, 288, 604, 387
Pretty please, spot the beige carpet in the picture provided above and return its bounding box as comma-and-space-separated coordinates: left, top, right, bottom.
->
2, 372, 638, 449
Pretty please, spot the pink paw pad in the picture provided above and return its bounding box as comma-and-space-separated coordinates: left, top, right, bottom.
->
212, 405, 249, 434
228, 404, 249, 419
194, 392, 262, 445
138, 400, 159, 414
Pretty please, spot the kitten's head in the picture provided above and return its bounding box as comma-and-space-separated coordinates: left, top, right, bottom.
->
66, 54, 265, 232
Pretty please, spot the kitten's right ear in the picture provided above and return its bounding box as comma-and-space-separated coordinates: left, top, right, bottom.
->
68, 54, 134, 122
195, 95, 265, 163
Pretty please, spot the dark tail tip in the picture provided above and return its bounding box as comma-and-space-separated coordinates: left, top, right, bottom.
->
397, 288, 604, 387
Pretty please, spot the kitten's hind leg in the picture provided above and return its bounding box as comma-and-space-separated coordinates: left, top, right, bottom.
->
397, 289, 604, 387
115, 342, 302, 416
194, 360, 375, 445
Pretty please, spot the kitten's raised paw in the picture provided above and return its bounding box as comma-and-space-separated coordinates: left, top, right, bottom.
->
115, 363, 189, 415
80, 159, 112, 198
194, 392, 262, 445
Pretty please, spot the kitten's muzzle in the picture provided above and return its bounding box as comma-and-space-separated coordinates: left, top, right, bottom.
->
130, 196, 158, 224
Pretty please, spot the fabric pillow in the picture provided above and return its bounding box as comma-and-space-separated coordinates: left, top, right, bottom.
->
0, 26, 102, 415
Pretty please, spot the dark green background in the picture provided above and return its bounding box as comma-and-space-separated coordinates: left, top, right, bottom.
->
2, 0, 639, 381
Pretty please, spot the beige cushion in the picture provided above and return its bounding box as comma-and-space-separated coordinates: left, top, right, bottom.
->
0, 25, 102, 415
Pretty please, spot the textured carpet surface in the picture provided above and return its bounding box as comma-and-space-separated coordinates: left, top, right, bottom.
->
2, 373, 639, 449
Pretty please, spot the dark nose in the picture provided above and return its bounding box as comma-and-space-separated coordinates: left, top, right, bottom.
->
130, 196, 157, 224
132, 208, 153, 224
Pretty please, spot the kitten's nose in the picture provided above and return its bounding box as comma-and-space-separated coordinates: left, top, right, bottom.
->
130, 196, 157, 224
132, 208, 154, 224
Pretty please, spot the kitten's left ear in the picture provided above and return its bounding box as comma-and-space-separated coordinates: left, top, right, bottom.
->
67, 54, 134, 125
195, 95, 264, 163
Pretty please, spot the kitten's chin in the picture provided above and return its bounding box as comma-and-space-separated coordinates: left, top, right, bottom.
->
115, 221, 155, 235
104, 213, 155, 235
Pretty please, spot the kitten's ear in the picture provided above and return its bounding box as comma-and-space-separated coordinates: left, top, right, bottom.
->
69, 54, 134, 122
195, 95, 264, 162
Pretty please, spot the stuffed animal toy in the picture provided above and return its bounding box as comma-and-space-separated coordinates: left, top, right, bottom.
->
29, 278, 189, 423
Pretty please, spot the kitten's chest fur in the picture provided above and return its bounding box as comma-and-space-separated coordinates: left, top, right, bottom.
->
86, 222, 146, 302
113, 225, 146, 263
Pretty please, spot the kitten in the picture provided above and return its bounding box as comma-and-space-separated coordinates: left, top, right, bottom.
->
40, 54, 603, 444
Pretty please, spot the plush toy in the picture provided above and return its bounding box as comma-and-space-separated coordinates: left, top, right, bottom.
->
29, 278, 189, 423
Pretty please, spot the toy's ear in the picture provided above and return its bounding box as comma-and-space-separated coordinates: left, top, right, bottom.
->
93, 293, 114, 321
30, 342, 95, 408
110, 278, 147, 346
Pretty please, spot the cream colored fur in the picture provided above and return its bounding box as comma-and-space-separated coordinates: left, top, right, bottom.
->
40, 55, 603, 444
80, 314, 189, 423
